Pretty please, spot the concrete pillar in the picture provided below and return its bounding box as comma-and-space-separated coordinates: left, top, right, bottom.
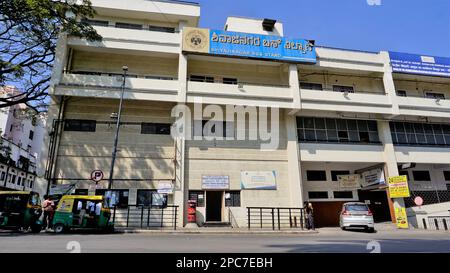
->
377, 120, 406, 223
49, 33, 68, 89
285, 112, 304, 207
289, 64, 301, 112
380, 51, 400, 116
177, 21, 188, 103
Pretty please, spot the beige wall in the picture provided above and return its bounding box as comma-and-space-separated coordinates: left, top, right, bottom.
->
394, 79, 450, 97
70, 50, 179, 78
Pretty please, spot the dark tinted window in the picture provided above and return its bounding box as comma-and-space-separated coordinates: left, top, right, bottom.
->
115, 22, 142, 30
225, 191, 240, 207
223, 78, 238, 85
334, 191, 353, 199
412, 171, 431, 181
396, 90, 407, 97
333, 85, 354, 93
444, 171, 450, 181
345, 204, 369, 211
141, 123, 171, 135
306, 171, 327, 181
136, 190, 167, 207
81, 19, 109, 27
188, 191, 205, 207
64, 120, 96, 132
300, 82, 323, 90
149, 25, 175, 33
308, 191, 328, 199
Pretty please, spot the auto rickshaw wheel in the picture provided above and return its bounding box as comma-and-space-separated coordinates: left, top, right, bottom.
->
30, 224, 42, 233
54, 224, 65, 234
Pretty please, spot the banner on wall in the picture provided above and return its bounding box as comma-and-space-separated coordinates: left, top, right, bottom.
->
157, 182, 174, 194
337, 174, 361, 189
182, 27, 316, 63
202, 175, 230, 190
241, 171, 277, 190
389, 51, 450, 77
388, 175, 411, 198
360, 168, 385, 188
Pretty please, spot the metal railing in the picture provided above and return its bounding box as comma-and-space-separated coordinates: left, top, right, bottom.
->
112, 205, 178, 230
427, 216, 450, 231
247, 207, 305, 230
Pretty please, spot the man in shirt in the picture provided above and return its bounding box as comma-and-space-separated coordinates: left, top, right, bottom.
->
42, 195, 55, 230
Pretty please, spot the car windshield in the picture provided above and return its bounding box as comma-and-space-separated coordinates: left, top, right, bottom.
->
345, 204, 368, 211
0, 194, 29, 212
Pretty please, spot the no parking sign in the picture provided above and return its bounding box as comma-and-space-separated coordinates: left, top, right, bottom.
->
90, 170, 104, 183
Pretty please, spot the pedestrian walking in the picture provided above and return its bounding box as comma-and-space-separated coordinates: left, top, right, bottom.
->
304, 201, 315, 230
42, 195, 55, 230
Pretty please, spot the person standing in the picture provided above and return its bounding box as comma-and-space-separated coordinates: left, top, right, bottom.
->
304, 201, 315, 230
42, 195, 55, 230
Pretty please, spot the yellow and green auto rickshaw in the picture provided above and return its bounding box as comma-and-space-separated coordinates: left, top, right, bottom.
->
0, 191, 43, 233
52, 195, 114, 233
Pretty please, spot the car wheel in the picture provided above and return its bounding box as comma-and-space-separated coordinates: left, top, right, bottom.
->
341, 226, 346, 231
54, 224, 65, 234
367, 227, 375, 233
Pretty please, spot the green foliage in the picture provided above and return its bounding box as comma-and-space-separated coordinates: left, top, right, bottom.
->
0, 0, 102, 111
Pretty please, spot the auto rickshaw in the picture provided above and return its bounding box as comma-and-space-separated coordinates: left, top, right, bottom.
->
52, 195, 114, 233
0, 191, 43, 233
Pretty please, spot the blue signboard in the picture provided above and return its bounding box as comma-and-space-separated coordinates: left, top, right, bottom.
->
182, 27, 316, 63
389, 51, 450, 77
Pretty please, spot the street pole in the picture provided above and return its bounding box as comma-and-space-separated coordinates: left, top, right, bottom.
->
108, 66, 128, 190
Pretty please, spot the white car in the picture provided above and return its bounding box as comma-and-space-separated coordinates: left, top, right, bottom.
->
339, 202, 375, 232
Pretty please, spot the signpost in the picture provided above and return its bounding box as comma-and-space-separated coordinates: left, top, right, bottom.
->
90, 170, 104, 183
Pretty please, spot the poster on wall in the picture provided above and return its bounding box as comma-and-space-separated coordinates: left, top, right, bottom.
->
388, 175, 411, 198
337, 174, 361, 189
202, 175, 230, 190
360, 168, 385, 188
241, 171, 277, 190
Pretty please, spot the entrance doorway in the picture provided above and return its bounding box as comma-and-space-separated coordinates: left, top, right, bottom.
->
206, 191, 222, 222
358, 189, 392, 223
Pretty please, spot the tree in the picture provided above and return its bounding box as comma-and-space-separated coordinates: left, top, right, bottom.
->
0, 0, 102, 112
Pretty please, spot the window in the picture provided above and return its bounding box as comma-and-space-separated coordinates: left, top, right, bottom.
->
333, 85, 354, 93
29, 130, 34, 140
188, 191, 205, 207
115, 22, 142, 30
225, 191, 241, 207
149, 25, 175, 33
11, 175, 16, 184
136, 190, 168, 207
74, 189, 88, 195
64, 119, 96, 132
390, 121, 450, 146
308, 191, 328, 199
306, 170, 327, 181
396, 90, 407, 97
331, 170, 350, 181
17, 177, 22, 186
223, 78, 238, 85
10, 124, 13, 132
0, 172, 4, 180
425, 92, 445, 100
81, 19, 109, 27
300, 82, 323, 91
297, 117, 380, 144
190, 75, 214, 83
444, 171, 450, 181
95, 189, 129, 208
141, 123, 171, 135
412, 171, 431, 181
333, 191, 353, 199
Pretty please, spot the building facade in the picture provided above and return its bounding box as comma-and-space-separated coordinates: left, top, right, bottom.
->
0, 86, 47, 191
36, 0, 450, 229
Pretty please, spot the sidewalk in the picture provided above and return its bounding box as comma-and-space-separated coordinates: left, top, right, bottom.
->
115, 227, 319, 234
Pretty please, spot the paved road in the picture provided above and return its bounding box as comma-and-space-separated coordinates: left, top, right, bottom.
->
0, 228, 449, 253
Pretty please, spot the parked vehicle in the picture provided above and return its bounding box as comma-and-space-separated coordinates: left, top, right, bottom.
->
0, 191, 43, 233
52, 195, 114, 233
339, 202, 375, 232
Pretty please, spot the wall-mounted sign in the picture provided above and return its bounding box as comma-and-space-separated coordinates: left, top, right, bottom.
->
389, 51, 450, 78
241, 171, 277, 190
361, 168, 385, 188
388, 175, 411, 198
202, 175, 229, 190
183, 27, 316, 63
338, 174, 361, 189
90, 170, 104, 182
157, 182, 174, 194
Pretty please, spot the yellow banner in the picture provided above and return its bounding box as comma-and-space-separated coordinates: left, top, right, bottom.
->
388, 175, 410, 198
394, 207, 409, 229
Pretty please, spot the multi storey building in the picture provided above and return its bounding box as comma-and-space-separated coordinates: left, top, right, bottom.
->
36, 0, 450, 229
0, 86, 47, 191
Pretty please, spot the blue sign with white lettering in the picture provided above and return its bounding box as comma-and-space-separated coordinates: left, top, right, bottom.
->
209, 29, 316, 63
389, 51, 450, 77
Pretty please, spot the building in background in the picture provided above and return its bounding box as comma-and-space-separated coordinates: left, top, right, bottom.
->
37, 0, 450, 229
0, 86, 47, 191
